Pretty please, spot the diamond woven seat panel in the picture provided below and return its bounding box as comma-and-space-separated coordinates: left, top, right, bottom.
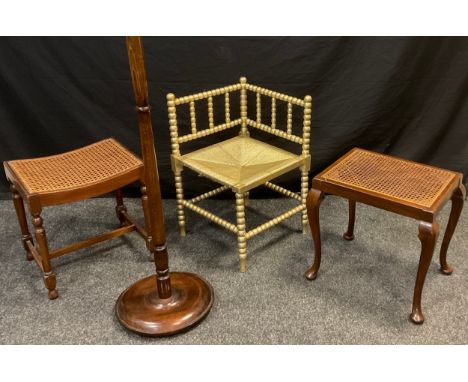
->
180, 136, 303, 191
321, 148, 457, 208
8, 138, 142, 195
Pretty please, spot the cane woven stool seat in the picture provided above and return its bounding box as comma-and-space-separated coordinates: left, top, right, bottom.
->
6, 138, 142, 205
319, 148, 457, 210
167, 77, 312, 272
4, 137, 150, 300
179, 136, 303, 193
305, 147, 465, 324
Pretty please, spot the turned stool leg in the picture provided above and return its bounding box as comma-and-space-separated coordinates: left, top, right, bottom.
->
10, 184, 34, 260
236, 192, 247, 272
411, 220, 439, 324
115, 188, 128, 227
343, 199, 356, 241
32, 212, 58, 300
439, 184, 465, 275
174, 169, 186, 236
304, 188, 324, 280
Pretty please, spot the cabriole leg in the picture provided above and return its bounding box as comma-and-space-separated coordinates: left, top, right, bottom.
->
304, 188, 324, 280
236, 192, 247, 272
410, 220, 439, 324
343, 199, 356, 241
439, 184, 465, 275
32, 212, 58, 300
10, 184, 34, 260
174, 169, 186, 236
115, 188, 127, 227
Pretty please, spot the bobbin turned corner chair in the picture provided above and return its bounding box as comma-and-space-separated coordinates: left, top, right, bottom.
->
167, 77, 312, 271
4, 138, 150, 299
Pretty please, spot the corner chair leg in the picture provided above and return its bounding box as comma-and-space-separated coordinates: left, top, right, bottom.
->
236, 192, 247, 272
10, 184, 34, 261
410, 220, 439, 324
301, 168, 309, 234
174, 169, 186, 236
115, 188, 128, 227
32, 212, 58, 300
439, 184, 465, 275
243, 192, 249, 207
343, 199, 356, 241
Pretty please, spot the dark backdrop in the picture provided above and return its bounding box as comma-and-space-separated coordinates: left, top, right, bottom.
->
1, 37, 467, 198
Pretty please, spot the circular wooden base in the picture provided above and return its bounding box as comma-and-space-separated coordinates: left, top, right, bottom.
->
116, 272, 214, 337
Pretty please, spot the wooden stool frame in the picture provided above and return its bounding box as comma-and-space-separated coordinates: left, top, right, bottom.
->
304, 148, 465, 324
4, 138, 149, 300
167, 77, 312, 272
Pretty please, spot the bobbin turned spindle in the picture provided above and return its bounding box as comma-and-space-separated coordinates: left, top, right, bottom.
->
165, 76, 311, 271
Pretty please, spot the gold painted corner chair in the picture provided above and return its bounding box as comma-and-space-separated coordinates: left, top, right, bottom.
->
167, 77, 312, 272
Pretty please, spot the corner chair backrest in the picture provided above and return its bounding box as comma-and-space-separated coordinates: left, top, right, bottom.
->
166, 77, 311, 158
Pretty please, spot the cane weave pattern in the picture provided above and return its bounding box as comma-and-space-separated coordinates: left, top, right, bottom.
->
321, 149, 457, 208
8, 138, 142, 194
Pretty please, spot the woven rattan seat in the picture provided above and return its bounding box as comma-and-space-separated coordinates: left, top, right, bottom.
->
320, 148, 457, 210
8, 138, 142, 196
180, 136, 303, 192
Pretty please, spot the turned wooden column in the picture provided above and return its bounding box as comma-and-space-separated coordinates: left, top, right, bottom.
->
115, 36, 214, 337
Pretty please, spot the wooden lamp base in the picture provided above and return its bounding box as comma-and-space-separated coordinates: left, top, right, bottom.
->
116, 272, 214, 337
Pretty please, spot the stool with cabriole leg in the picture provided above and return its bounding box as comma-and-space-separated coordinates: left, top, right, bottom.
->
304, 148, 465, 324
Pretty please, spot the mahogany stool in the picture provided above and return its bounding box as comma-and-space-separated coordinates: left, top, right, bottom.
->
305, 148, 465, 324
4, 138, 149, 300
